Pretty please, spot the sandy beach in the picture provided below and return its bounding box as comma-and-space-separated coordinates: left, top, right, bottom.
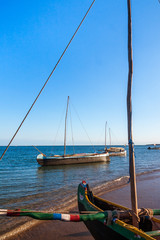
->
2, 171, 160, 240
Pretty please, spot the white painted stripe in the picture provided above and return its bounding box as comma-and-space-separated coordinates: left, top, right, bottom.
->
61, 214, 71, 221
0, 209, 7, 216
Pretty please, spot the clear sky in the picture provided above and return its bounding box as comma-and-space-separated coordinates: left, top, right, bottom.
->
0, 0, 160, 146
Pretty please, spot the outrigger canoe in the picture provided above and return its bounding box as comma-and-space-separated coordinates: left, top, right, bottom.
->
78, 181, 160, 240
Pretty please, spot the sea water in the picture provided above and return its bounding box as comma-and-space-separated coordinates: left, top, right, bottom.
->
0, 145, 160, 236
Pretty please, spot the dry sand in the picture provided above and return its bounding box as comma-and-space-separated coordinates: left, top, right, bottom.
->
3, 171, 160, 240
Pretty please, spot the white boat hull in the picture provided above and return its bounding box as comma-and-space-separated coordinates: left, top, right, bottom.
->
107, 147, 127, 157
37, 152, 110, 166
109, 150, 127, 157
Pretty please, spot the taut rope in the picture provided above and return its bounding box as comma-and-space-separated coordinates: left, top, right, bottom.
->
0, 0, 96, 161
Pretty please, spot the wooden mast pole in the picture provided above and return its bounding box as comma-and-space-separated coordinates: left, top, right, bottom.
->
109, 128, 111, 146
127, 0, 138, 226
64, 96, 70, 156
105, 121, 107, 150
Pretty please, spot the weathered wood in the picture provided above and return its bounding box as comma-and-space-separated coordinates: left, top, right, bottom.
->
127, 0, 138, 227
64, 96, 70, 155
37, 152, 110, 166
109, 128, 111, 146
105, 121, 107, 150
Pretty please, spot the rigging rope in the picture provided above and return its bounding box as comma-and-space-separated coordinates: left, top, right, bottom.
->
0, 0, 96, 161
51, 105, 66, 155
69, 104, 75, 154
70, 101, 96, 152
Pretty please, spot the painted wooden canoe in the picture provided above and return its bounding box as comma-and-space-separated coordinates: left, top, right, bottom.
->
78, 181, 160, 240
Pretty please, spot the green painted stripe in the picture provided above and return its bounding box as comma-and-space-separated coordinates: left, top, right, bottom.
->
20, 209, 53, 220
146, 230, 160, 237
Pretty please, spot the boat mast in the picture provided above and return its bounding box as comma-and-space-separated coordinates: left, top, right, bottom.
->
105, 121, 107, 150
127, 0, 138, 226
109, 128, 111, 146
64, 96, 70, 156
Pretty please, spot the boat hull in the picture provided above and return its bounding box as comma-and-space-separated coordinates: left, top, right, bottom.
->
148, 147, 160, 150
107, 147, 127, 157
37, 153, 110, 166
78, 201, 128, 240
78, 181, 157, 240
109, 150, 127, 157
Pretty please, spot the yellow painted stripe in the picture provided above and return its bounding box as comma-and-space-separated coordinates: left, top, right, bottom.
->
116, 219, 155, 240
85, 190, 156, 239
94, 195, 129, 211
152, 217, 160, 224
85, 190, 102, 212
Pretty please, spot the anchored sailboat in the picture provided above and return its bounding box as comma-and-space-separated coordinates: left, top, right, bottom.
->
103, 122, 126, 157
37, 96, 110, 166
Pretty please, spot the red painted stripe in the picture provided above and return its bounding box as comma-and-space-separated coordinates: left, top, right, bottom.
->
70, 214, 80, 222
7, 209, 21, 216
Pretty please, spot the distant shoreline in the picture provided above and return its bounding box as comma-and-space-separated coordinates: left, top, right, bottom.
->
1, 144, 158, 147
0, 144, 127, 147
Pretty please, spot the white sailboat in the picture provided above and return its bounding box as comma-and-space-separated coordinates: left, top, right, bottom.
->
103, 122, 126, 156
37, 97, 110, 166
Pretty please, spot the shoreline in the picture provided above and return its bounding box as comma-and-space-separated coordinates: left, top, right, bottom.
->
1, 169, 160, 240
0, 175, 131, 239
0, 173, 130, 239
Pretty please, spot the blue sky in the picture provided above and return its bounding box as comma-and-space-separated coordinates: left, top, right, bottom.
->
0, 0, 160, 146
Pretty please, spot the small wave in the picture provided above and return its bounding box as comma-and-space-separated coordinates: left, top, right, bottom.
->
92, 175, 130, 196
0, 195, 77, 240
136, 168, 160, 177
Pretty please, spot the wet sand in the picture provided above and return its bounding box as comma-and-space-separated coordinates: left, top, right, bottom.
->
3, 171, 160, 240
